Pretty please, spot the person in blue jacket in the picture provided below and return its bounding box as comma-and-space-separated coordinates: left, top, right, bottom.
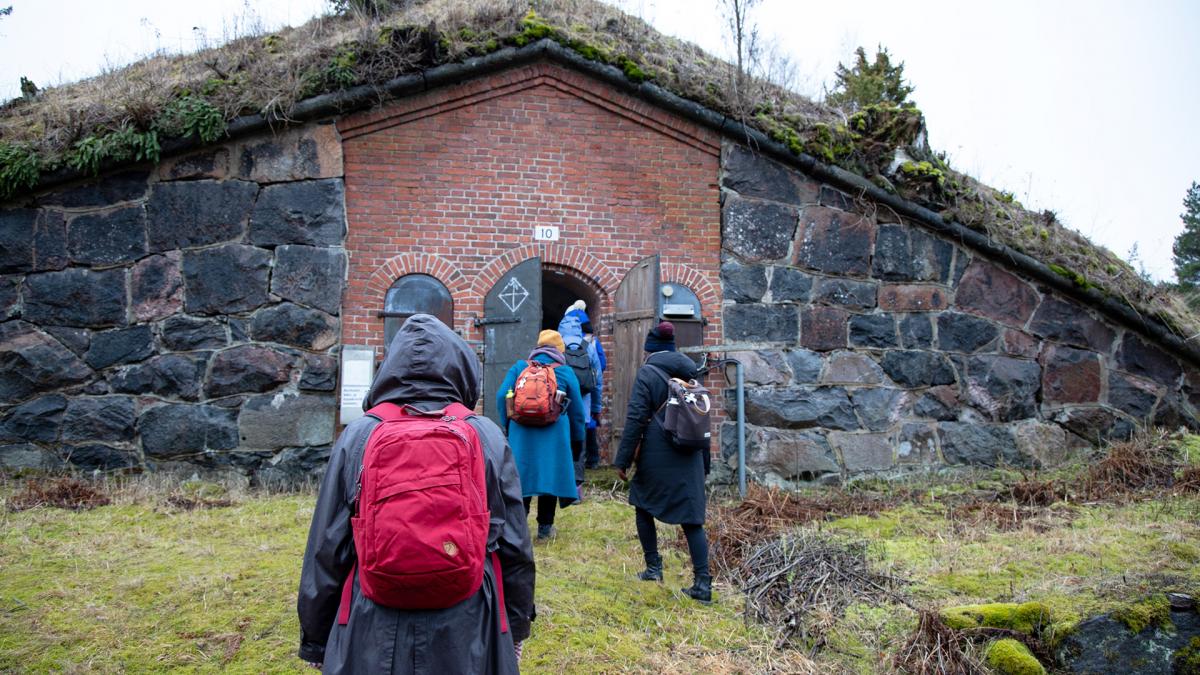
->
563, 301, 606, 469
557, 309, 603, 486
496, 329, 586, 540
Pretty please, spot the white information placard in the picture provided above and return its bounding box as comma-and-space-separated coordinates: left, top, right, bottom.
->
339, 347, 376, 424
533, 225, 560, 241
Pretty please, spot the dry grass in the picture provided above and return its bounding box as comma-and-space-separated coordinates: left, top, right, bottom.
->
1083, 428, 1200, 499
892, 610, 984, 675
706, 483, 903, 575
6, 477, 111, 512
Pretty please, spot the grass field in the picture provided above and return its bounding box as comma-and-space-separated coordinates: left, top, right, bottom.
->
1, 461, 1197, 673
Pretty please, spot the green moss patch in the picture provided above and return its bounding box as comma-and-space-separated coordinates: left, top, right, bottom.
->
1176, 636, 1200, 675
985, 638, 1046, 675
1112, 593, 1173, 634
941, 602, 1052, 634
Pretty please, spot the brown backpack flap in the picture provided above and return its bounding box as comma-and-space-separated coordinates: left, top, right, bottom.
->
645, 365, 712, 451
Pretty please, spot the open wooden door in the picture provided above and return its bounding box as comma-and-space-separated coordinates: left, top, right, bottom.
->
482, 257, 541, 426
610, 255, 660, 455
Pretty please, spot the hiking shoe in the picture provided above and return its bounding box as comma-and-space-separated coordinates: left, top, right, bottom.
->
536, 524, 556, 541
638, 565, 663, 582
638, 553, 663, 581
682, 574, 713, 603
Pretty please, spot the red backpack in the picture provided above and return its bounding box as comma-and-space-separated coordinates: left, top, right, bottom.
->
507, 361, 564, 426
341, 402, 491, 614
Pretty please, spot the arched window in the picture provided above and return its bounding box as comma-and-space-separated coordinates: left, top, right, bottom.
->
660, 282, 704, 362
381, 274, 454, 347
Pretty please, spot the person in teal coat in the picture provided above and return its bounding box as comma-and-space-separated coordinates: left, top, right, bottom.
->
496, 329, 586, 540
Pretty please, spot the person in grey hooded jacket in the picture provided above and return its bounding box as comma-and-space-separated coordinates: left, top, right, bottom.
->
297, 314, 536, 673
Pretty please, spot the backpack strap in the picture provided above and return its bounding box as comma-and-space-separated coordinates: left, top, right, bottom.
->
337, 562, 356, 625
643, 364, 675, 420
645, 364, 672, 385
365, 402, 406, 422
491, 551, 508, 634
366, 401, 476, 421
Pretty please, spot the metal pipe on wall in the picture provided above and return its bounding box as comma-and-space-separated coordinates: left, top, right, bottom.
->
732, 358, 746, 499
683, 347, 747, 500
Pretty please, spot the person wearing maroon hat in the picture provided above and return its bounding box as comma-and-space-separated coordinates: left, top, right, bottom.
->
613, 320, 713, 603
643, 321, 676, 353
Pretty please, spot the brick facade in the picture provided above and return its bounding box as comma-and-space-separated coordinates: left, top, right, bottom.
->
338, 62, 724, 434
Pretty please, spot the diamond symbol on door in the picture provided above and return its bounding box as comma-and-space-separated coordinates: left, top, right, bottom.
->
500, 277, 529, 313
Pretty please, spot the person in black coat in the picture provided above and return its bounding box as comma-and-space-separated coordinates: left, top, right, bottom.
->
613, 321, 713, 603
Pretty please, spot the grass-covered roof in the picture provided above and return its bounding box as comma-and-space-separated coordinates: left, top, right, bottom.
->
1, 0, 1195, 344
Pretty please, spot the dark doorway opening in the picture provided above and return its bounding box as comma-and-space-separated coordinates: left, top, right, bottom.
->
542, 269, 600, 331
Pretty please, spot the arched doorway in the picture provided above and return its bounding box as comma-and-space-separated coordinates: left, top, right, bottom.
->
541, 266, 602, 330
480, 258, 604, 426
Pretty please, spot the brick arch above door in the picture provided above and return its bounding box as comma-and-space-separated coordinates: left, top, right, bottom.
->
470, 243, 619, 302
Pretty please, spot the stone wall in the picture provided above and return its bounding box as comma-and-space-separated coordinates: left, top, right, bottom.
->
717, 142, 1200, 486
0, 123, 348, 486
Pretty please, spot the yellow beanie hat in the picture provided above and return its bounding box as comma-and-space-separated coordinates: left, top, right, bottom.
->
537, 329, 566, 352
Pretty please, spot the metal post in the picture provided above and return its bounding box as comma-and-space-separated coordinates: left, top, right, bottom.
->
735, 359, 746, 500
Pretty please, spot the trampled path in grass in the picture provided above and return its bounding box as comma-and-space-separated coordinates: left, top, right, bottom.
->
1, 467, 1198, 673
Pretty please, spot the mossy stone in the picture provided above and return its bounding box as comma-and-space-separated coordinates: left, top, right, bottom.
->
985, 639, 1046, 675
1112, 593, 1172, 634
1176, 636, 1200, 675
941, 602, 1052, 634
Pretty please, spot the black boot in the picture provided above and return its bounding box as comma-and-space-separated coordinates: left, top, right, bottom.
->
682, 574, 712, 603
638, 553, 663, 581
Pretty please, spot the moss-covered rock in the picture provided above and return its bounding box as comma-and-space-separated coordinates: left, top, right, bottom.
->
1112, 593, 1172, 634
985, 638, 1046, 675
1176, 636, 1200, 675
941, 602, 1052, 634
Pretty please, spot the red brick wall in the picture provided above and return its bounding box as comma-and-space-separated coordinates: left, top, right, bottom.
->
337, 62, 724, 439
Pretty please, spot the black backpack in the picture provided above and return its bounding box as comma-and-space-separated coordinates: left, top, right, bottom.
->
646, 365, 712, 451
563, 343, 596, 395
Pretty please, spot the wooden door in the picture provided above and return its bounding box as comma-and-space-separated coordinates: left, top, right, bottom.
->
610, 255, 660, 454
482, 257, 541, 426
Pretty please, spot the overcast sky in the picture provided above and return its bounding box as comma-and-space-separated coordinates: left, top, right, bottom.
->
2, 0, 1197, 282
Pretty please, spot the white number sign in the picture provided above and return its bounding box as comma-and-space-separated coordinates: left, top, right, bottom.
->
533, 225, 560, 241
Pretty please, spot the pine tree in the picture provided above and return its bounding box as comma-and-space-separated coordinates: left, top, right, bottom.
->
1172, 181, 1200, 289
826, 45, 915, 112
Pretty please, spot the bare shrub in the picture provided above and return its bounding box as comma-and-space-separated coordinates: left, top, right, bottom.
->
7, 477, 111, 512
892, 610, 985, 675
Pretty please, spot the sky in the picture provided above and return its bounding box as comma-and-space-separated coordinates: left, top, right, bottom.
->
1, 0, 1197, 282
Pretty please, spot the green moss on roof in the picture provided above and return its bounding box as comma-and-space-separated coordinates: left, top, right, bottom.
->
0, 0, 1195, 341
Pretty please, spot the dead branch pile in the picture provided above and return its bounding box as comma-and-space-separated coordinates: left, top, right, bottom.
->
7, 477, 111, 512
706, 483, 901, 575
1178, 465, 1200, 492
892, 610, 985, 675
732, 530, 907, 650
1000, 474, 1070, 507
1084, 430, 1197, 499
